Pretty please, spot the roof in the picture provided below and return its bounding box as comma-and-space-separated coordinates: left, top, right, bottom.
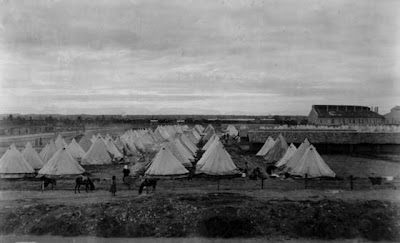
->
312, 105, 384, 119
392, 106, 400, 111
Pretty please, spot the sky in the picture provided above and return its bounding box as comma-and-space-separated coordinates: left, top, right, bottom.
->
0, 0, 399, 115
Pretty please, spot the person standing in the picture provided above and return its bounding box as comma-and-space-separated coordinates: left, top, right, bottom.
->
110, 175, 117, 196
122, 165, 130, 183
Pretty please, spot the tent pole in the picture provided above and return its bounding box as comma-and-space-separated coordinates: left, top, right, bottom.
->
261, 178, 264, 190
350, 175, 354, 190
305, 174, 308, 189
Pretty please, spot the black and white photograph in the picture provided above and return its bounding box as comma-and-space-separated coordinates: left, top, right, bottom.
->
0, 0, 399, 242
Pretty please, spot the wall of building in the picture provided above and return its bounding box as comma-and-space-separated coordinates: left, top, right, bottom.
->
310, 117, 384, 126
249, 130, 400, 145
385, 110, 400, 124
250, 142, 400, 155
308, 107, 385, 125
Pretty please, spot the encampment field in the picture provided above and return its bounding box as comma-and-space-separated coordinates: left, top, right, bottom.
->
0, 126, 399, 242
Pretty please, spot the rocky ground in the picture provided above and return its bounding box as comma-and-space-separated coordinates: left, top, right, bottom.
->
0, 191, 399, 241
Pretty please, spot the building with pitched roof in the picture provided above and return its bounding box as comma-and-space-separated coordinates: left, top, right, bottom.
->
384, 106, 400, 124
308, 105, 384, 126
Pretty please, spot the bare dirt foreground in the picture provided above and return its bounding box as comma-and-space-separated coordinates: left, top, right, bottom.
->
0, 188, 399, 241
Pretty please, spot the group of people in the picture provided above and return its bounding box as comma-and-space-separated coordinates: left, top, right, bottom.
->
109, 165, 131, 196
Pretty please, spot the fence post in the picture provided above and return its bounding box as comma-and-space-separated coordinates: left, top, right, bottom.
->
305, 174, 308, 189
350, 175, 353, 190
261, 178, 264, 190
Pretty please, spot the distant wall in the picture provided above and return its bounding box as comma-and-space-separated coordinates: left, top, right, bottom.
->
248, 130, 400, 154
248, 130, 400, 144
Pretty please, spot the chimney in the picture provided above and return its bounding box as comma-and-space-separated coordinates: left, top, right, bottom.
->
375, 107, 379, 114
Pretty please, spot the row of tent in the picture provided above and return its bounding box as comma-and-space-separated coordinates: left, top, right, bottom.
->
142, 124, 241, 178
0, 123, 244, 179
0, 143, 85, 178
0, 130, 125, 178
0, 124, 209, 178
256, 135, 335, 178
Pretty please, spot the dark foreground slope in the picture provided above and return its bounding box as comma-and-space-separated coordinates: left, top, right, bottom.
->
0, 192, 399, 241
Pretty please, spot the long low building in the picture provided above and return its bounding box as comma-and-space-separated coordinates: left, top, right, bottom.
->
248, 130, 400, 154
308, 105, 385, 126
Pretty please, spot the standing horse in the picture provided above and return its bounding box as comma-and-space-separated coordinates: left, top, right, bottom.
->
41, 177, 57, 191
138, 178, 158, 195
123, 176, 137, 190
249, 167, 268, 180
75, 176, 95, 193
266, 165, 278, 175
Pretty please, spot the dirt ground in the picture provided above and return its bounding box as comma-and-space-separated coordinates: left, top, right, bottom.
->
0, 190, 399, 241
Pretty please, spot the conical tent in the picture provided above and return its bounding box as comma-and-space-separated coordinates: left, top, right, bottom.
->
256, 136, 275, 156
202, 128, 215, 142
283, 138, 310, 173
165, 141, 192, 167
105, 138, 123, 159
196, 138, 220, 170
144, 146, 189, 178
114, 137, 125, 152
226, 125, 238, 137
115, 137, 135, 156
194, 124, 204, 134
81, 136, 112, 165
204, 124, 214, 134
264, 134, 288, 163
192, 129, 202, 141
40, 140, 58, 162
55, 134, 62, 147
68, 138, 86, 160
290, 145, 335, 178
38, 147, 85, 177
174, 138, 194, 161
0, 144, 35, 178
125, 139, 142, 157
55, 134, 68, 149
133, 139, 146, 152
202, 134, 217, 151
180, 135, 198, 155
79, 136, 92, 152
196, 140, 240, 176
187, 132, 199, 145
275, 143, 297, 168
22, 142, 44, 170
